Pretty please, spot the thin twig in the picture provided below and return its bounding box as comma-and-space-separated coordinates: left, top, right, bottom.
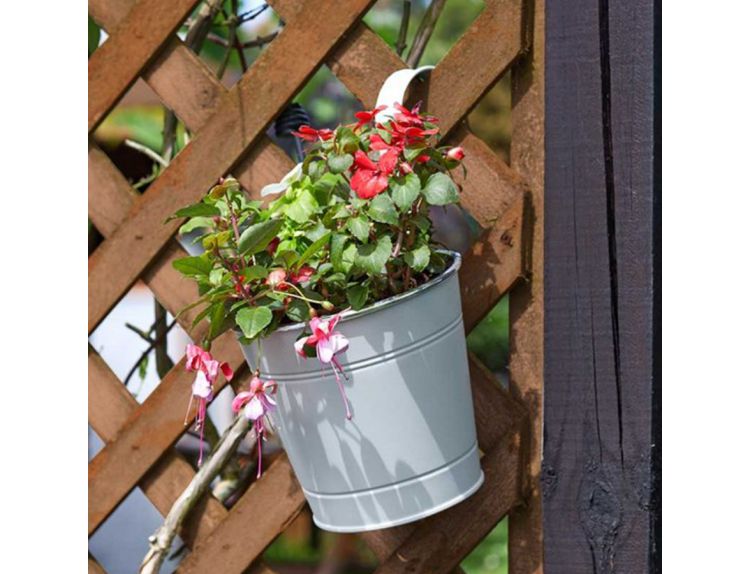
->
124, 139, 169, 167
139, 415, 252, 574
123, 319, 178, 387
406, 0, 447, 67
395, 0, 412, 56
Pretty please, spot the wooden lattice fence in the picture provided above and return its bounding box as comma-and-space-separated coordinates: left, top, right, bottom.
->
88, 0, 546, 572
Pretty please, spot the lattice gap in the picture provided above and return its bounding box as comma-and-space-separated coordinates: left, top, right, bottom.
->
195, 0, 282, 88
363, 0, 485, 65
467, 74, 512, 163
89, 283, 191, 402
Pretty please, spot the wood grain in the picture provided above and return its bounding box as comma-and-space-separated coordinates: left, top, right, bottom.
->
542, 0, 657, 571
507, 0, 546, 571
88, 0, 201, 132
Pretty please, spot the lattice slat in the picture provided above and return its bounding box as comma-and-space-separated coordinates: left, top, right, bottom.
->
88, 0, 541, 571
88, 0, 201, 132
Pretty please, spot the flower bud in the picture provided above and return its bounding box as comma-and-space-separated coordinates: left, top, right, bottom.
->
321, 301, 334, 311
446, 147, 465, 161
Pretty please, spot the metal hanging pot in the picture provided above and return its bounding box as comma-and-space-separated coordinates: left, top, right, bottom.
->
238, 248, 483, 532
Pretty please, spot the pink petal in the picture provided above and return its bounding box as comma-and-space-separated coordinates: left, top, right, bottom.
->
231, 391, 252, 413
328, 332, 349, 355
353, 150, 377, 170
220, 362, 234, 381
294, 338, 307, 357
316, 338, 335, 364
192, 371, 213, 399
203, 359, 219, 382
244, 396, 265, 421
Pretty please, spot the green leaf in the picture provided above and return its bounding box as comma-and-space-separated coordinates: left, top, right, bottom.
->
168, 203, 220, 221
235, 307, 273, 340
331, 234, 356, 274
391, 174, 421, 211
336, 127, 360, 153
346, 284, 369, 310
172, 255, 213, 277
355, 235, 392, 274
404, 244, 431, 272
208, 302, 228, 340
238, 219, 282, 255
296, 231, 331, 269
422, 173, 460, 206
285, 189, 318, 223
367, 194, 399, 225
239, 265, 269, 281
327, 154, 353, 174
347, 216, 370, 243
88, 16, 100, 57
285, 299, 309, 323
178, 216, 213, 235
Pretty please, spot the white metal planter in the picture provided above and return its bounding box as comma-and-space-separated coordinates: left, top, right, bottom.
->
238, 252, 483, 532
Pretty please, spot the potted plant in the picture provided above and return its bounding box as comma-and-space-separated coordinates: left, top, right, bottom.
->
170, 72, 481, 532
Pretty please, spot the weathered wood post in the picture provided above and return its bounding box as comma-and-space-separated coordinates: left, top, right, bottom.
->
543, 0, 659, 572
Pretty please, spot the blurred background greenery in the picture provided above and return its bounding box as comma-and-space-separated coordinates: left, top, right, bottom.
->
90, 1, 511, 572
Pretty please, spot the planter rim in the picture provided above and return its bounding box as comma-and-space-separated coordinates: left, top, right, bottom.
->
252, 249, 462, 336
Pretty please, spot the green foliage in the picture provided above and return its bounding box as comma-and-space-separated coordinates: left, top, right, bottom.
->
169, 103, 465, 346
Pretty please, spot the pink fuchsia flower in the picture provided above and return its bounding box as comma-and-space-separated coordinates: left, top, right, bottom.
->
350, 150, 397, 200
294, 313, 352, 419
291, 125, 334, 142
446, 147, 465, 161
184, 344, 234, 466
232, 375, 278, 478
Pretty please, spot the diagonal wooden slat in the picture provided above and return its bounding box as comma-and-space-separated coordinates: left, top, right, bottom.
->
88, 0, 377, 334
88, 142, 200, 328
88, 555, 107, 574
88, 0, 201, 132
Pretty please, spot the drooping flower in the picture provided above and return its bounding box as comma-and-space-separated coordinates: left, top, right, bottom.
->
184, 344, 234, 466
350, 150, 397, 200
291, 125, 334, 142
446, 147, 465, 161
294, 313, 352, 419
232, 375, 278, 478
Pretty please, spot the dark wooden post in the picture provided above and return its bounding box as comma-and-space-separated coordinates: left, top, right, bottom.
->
543, 0, 659, 573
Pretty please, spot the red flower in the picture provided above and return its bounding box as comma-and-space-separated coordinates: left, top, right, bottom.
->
290, 265, 314, 284
393, 102, 437, 128
350, 150, 397, 200
354, 105, 386, 128
291, 125, 334, 142
446, 147, 465, 161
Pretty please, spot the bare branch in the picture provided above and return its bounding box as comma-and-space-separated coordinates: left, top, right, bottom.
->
406, 0, 447, 67
140, 415, 251, 574
395, 0, 412, 56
